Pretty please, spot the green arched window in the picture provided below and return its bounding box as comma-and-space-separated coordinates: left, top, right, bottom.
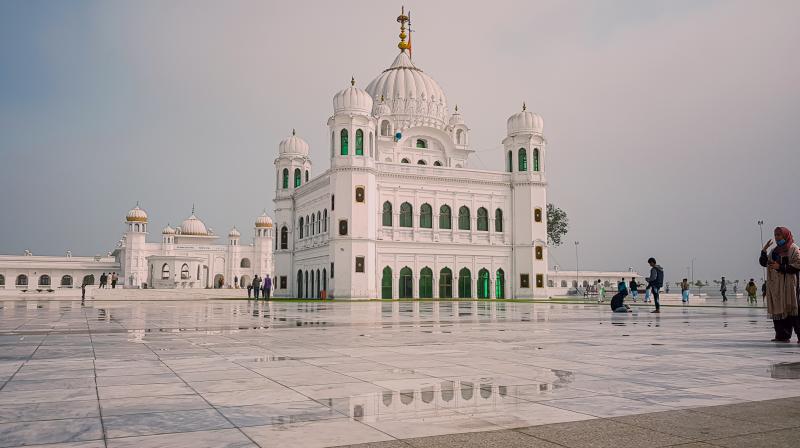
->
533, 148, 540, 171
419, 267, 433, 298
294, 168, 301, 187
458, 268, 472, 298
399, 267, 413, 298
340, 129, 349, 155
439, 205, 451, 229
382, 202, 393, 227
477, 268, 490, 299
506, 151, 513, 172
518, 148, 527, 171
495, 269, 505, 299
458, 206, 471, 230
282, 168, 289, 189
477, 207, 488, 231
381, 266, 392, 299
439, 267, 453, 299
355, 129, 364, 155
399, 202, 412, 227
420, 203, 432, 229
495, 209, 503, 232
416, 139, 427, 149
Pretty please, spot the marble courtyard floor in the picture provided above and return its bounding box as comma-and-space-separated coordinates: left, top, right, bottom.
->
1, 300, 799, 447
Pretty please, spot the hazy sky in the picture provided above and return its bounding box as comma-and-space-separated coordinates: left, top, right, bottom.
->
1, 0, 798, 283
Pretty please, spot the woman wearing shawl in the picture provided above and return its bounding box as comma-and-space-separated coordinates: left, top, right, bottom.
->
759, 227, 800, 342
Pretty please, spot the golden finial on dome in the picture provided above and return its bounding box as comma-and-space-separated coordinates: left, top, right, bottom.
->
522, 102, 527, 111
351, 76, 355, 86
397, 6, 409, 52
292, 128, 296, 136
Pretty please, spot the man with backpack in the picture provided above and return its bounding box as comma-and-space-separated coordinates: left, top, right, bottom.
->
646, 257, 664, 313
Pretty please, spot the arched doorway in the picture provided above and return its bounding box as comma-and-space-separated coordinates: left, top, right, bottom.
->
297, 270, 303, 298
477, 269, 490, 299
458, 268, 472, 298
381, 266, 392, 299
316, 270, 321, 298
214, 274, 224, 288
439, 268, 453, 299
240, 275, 250, 289
399, 267, 413, 298
495, 269, 505, 299
419, 267, 433, 299
322, 269, 327, 296
310, 271, 315, 299
82, 274, 95, 286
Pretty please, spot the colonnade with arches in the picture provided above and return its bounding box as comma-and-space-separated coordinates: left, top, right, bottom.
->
378, 265, 507, 300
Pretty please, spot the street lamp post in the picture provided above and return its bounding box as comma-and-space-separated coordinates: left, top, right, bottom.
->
574, 241, 580, 293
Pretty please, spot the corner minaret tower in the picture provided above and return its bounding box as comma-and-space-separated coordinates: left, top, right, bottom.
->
123, 203, 148, 288
254, 212, 274, 278
504, 103, 549, 298
273, 130, 310, 297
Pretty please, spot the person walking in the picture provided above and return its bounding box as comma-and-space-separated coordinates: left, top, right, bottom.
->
645, 257, 664, 313
247, 280, 253, 298
759, 227, 800, 342
252, 275, 261, 301
81, 278, 88, 304
720, 276, 728, 302
745, 279, 758, 304
629, 278, 639, 302
263, 275, 272, 300
597, 280, 606, 303
681, 278, 690, 304
99, 273, 107, 289
111, 272, 118, 289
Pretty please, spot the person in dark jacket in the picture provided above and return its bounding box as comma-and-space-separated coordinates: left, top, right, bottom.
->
629, 278, 639, 302
610, 278, 631, 312
720, 276, 728, 302
252, 275, 261, 300
646, 257, 664, 313
263, 275, 272, 300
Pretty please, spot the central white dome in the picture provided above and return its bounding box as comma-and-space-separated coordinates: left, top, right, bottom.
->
365, 52, 448, 128
179, 214, 209, 236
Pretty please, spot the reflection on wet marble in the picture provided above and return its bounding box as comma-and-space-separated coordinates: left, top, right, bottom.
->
0, 299, 799, 447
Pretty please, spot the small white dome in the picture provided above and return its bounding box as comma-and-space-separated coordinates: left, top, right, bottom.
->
179, 213, 209, 236
255, 212, 273, 228
279, 130, 309, 156
228, 227, 241, 238
126, 205, 148, 222
373, 95, 392, 117
507, 103, 544, 136
333, 78, 373, 115
161, 224, 175, 235
449, 105, 464, 127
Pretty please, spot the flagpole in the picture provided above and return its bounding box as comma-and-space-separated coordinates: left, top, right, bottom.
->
408, 9, 413, 59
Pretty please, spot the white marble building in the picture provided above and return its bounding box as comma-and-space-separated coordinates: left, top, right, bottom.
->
272, 11, 549, 299
0, 205, 274, 291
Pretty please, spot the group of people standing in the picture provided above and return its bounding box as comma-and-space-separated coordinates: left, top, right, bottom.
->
609, 257, 665, 313
247, 274, 272, 300
99, 272, 118, 289
760, 226, 800, 343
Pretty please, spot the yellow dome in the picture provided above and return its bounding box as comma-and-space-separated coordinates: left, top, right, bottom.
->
255, 212, 273, 228
126, 205, 148, 222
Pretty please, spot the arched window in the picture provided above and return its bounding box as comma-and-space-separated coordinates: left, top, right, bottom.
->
382, 201, 393, 227
419, 267, 433, 298
355, 186, 365, 203
458, 206, 471, 230
458, 268, 472, 298
306, 215, 310, 236
533, 148, 540, 171
305, 271, 309, 298
507, 151, 513, 172
0, 274, 4, 286
434, 161, 442, 166
477, 269, 490, 299
399, 267, 413, 298
401, 158, 410, 163
39, 274, 51, 286
456, 129, 464, 144
518, 148, 527, 171
310, 214, 315, 236
495, 209, 503, 232
282, 168, 289, 189
240, 258, 251, 268
381, 266, 392, 299
439, 205, 452, 229
134, 223, 140, 232
477, 207, 488, 231
417, 160, 426, 165
534, 208, 542, 223
280, 226, 288, 249
561, 280, 567, 287
317, 211, 322, 233
416, 139, 427, 149
399, 202, 412, 227
299, 217, 304, 239
294, 168, 301, 188
83, 274, 94, 286
439, 268, 453, 298
355, 129, 364, 155
380, 120, 390, 137
340, 129, 349, 155
305, 170, 309, 182
496, 269, 506, 299
161, 264, 170, 280
419, 203, 432, 228
181, 264, 190, 279
323, 209, 328, 232
60, 275, 72, 287
16, 274, 28, 286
